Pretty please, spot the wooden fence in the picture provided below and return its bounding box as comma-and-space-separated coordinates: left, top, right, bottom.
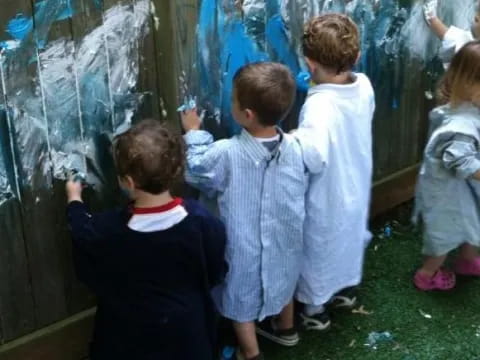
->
0, 0, 465, 358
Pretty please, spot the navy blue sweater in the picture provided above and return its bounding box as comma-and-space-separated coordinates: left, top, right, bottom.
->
67, 199, 227, 360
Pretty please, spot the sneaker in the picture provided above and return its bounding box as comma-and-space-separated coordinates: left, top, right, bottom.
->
299, 310, 331, 331
413, 269, 456, 291
329, 287, 357, 309
455, 257, 480, 276
235, 351, 264, 360
256, 318, 299, 347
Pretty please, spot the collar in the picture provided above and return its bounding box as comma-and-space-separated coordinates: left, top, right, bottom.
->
132, 198, 183, 215
239, 127, 285, 163
308, 73, 362, 99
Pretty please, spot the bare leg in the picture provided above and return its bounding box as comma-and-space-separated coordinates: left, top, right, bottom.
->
417, 255, 448, 277
233, 321, 260, 359
458, 243, 479, 261
276, 301, 294, 330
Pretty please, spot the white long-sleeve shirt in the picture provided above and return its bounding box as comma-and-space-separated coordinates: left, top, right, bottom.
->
294, 73, 376, 306
440, 26, 474, 69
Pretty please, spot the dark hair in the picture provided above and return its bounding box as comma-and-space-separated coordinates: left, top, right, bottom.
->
437, 41, 480, 107
233, 62, 296, 126
303, 13, 360, 74
113, 119, 185, 194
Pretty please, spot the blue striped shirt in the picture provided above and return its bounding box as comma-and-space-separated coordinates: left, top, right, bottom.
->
184, 128, 321, 321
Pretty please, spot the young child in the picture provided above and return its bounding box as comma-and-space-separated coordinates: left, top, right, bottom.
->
181, 62, 321, 360
414, 41, 480, 291
293, 14, 376, 330
66, 120, 227, 360
424, 0, 480, 68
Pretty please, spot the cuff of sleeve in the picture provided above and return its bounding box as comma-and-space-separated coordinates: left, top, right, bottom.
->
184, 130, 214, 145
67, 200, 87, 213
459, 161, 480, 179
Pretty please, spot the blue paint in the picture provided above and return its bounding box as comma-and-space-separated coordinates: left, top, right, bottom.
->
220, 21, 268, 134
4, 0, 77, 50
177, 96, 197, 112
198, 0, 302, 136
296, 71, 311, 93
220, 346, 236, 360
93, 0, 103, 9
6, 15, 33, 40
54, 0, 75, 21
384, 225, 392, 238
265, 15, 299, 73
392, 98, 399, 109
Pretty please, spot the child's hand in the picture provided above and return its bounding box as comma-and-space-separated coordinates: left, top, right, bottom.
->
181, 109, 202, 132
423, 0, 438, 25
66, 179, 83, 203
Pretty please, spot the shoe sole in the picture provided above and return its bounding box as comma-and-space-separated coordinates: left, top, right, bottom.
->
299, 313, 331, 331
255, 327, 299, 347
331, 295, 357, 310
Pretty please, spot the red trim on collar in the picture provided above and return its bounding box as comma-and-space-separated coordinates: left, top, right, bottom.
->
132, 198, 183, 215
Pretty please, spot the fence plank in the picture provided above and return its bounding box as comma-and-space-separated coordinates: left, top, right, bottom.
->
153, 0, 177, 126
133, 0, 161, 120
15, 0, 72, 327
0, 50, 35, 342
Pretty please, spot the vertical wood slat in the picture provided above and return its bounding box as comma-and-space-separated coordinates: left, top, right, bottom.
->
153, 0, 199, 130
24, 0, 76, 326
64, 0, 107, 315
133, 0, 161, 121
0, 46, 35, 342
0, 0, 65, 337
171, 0, 199, 110
153, 0, 178, 127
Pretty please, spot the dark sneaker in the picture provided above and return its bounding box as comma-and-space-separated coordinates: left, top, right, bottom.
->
256, 318, 299, 347
299, 310, 331, 331
330, 287, 357, 309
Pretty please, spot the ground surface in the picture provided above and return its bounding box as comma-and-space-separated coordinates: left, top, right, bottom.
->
261, 204, 480, 360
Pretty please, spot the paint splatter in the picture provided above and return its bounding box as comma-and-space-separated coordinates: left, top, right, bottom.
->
195, 0, 477, 137
0, 0, 151, 197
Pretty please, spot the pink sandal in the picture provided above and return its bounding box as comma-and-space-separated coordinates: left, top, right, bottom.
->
414, 269, 456, 291
455, 257, 480, 276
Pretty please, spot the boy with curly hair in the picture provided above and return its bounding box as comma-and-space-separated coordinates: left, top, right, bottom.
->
66, 120, 227, 360
294, 14, 376, 330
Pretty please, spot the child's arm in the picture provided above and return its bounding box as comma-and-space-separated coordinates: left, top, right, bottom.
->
429, 17, 449, 40
442, 134, 480, 180
292, 99, 335, 176
424, 0, 448, 39
181, 110, 229, 195
66, 180, 111, 291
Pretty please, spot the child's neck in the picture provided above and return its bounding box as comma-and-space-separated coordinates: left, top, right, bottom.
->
246, 125, 278, 138
133, 190, 174, 208
313, 71, 354, 86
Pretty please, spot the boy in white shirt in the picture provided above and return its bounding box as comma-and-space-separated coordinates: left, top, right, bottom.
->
424, 0, 480, 68
294, 13, 376, 330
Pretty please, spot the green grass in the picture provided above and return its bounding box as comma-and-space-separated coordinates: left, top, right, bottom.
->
262, 204, 480, 360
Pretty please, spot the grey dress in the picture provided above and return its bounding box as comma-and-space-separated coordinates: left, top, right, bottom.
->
415, 104, 480, 256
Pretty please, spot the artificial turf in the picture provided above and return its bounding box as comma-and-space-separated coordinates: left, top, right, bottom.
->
261, 204, 480, 360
